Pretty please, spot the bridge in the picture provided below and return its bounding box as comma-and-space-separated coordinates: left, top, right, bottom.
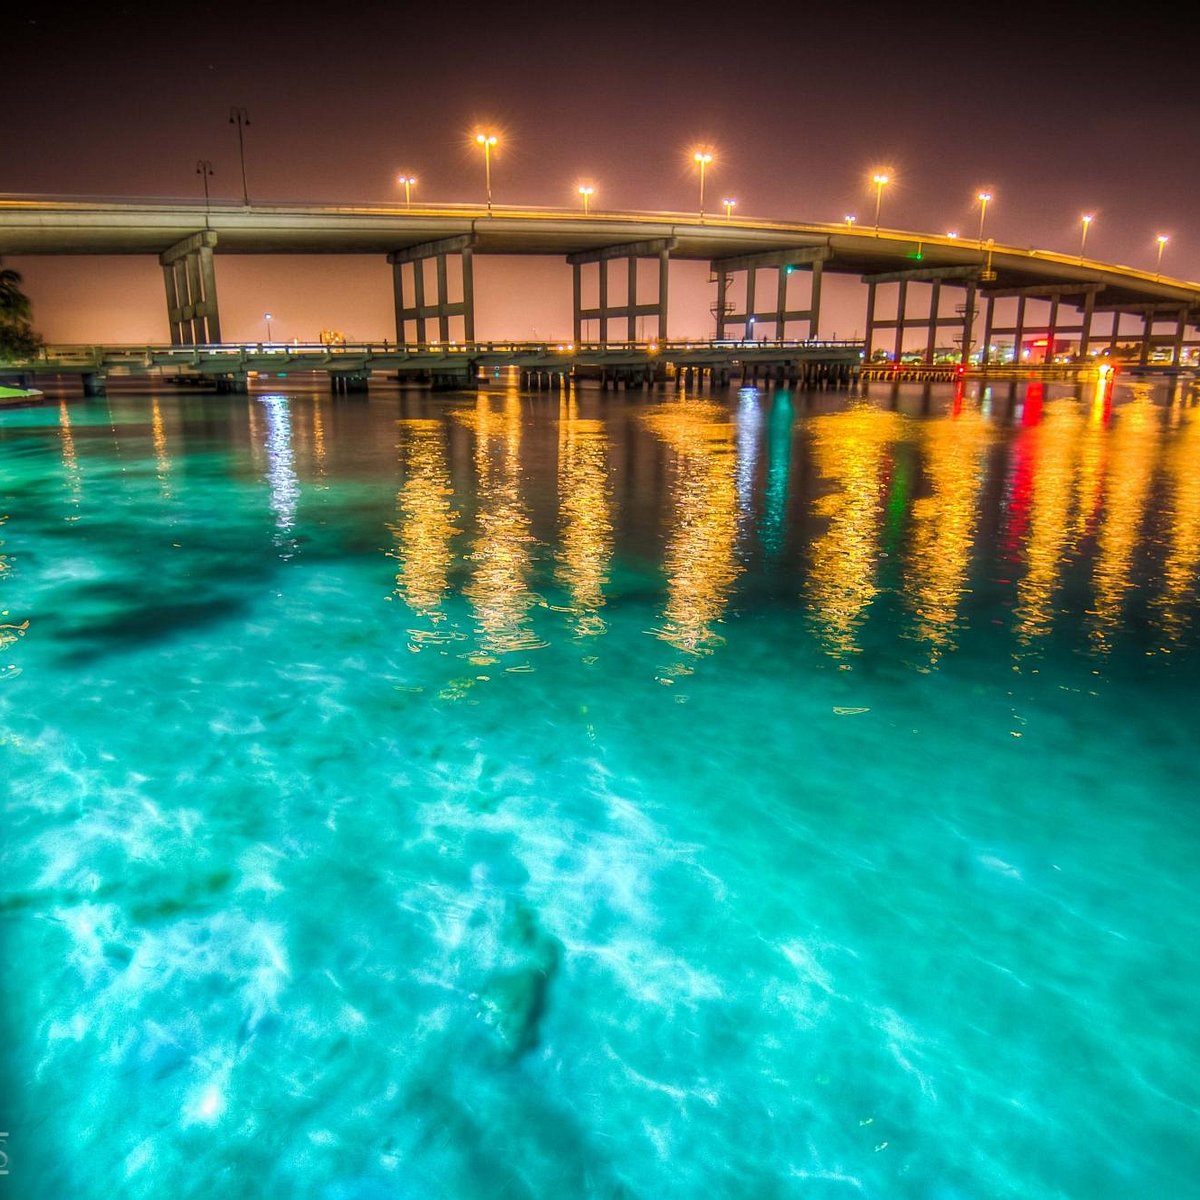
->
0, 339, 864, 395
3, 196, 1199, 372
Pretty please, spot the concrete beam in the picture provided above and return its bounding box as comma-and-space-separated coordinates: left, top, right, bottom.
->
710, 245, 831, 273
158, 230, 218, 266
566, 238, 675, 265
981, 282, 1105, 299
387, 234, 476, 264
861, 264, 982, 285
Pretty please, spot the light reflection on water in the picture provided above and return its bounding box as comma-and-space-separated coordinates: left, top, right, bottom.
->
2, 374, 1199, 1200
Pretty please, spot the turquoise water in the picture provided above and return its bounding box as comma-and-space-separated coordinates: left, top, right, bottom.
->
2, 374, 1198, 1199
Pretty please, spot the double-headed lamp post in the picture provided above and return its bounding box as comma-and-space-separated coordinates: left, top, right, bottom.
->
1155, 234, 1169, 280
845, 214, 856, 229
397, 174, 416, 207
578, 185, 594, 215
693, 150, 713, 220
723, 197, 736, 221
196, 160, 214, 228
475, 132, 498, 213
976, 191, 993, 246
1080, 214, 1093, 262
228, 107, 250, 205
872, 173, 889, 234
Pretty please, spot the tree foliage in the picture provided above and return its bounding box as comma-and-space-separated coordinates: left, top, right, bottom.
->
0, 262, 43, 362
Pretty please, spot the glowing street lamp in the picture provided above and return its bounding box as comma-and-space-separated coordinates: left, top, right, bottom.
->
723, 198, 736, 221
872, 172, 890, 234
1080, 214, 1093, 262
264, 312, 273, 342
578, 185, 594, 215
397, 174, 417, 207
693, 150, 713, 220
946, 230, 959, 239
228, 107, 250, 205
845, 214, 856, 228
976, 191, 993, 246
1155, 234, 1169, 280
475, 132, 498, 213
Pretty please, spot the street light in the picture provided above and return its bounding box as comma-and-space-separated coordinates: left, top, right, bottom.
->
693, 150, 713, 220
1080, 214, 1093, 263
976, 191, 992, 246
228, 107, 250, 205
578, 185, 594, 215
196, 160, 214, 228
1155, 234, 1169, 280
475, 133, 498, 213
397, 174, 416, 207
264, 312, 273, 342
845, 214, 856, 228
872, 172, 890, 234
723, 198, 736, 221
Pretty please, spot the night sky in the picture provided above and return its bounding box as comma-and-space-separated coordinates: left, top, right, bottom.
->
4, 0, 1198, 343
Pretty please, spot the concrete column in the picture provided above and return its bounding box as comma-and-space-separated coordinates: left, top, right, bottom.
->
1139, 311, 1153, 366
462, 248, 475, 345
893, 280, 907, 363
1079, 291, 1094, 359
960, 282, 976, 366
413, 260, 427, 348
199, 245, 221, 343
1109, 311, 1121, 355
658, 248, 669, 340
599, 260, 608, 347
437, 254, 450, 343
627, 255, 638, 342
775, 268, 788, 340
925, 279, 941, 364
185, 254, 203, 344
1013, 295, 1027, 362
745, 269, 757, 340
981, 295, 995, 365
1046, 295, 1060, 361
392, 261, 406, 344
715, 269, 727, 340
1172, 307, 1187, 365
573, 262, 582, 344
163, 264, 183, 345
809, 259, 822, 340
864, 282, 877, 361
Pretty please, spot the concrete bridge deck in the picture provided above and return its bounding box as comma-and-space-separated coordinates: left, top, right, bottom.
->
2, 196, 1197, 309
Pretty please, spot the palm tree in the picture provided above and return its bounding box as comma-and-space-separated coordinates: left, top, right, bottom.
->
0, 259, 39, 360
0, 263, 32, 320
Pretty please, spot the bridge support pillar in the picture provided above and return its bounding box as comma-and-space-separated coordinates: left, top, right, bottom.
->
861, 265, 983, 364
710, 247, 830, 341
81, 372, 106, 396
388, 236, 476, 348
160, 231, 221, 345
568, 238, 675, 347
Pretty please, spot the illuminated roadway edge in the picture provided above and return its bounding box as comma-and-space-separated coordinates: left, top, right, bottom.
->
1, 195, 1197, 313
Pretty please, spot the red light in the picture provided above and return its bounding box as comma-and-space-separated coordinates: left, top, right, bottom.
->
1032, 338, 1048, 347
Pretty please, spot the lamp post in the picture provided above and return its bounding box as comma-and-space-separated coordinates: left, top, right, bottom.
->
228, 107, 250, 205
1079, 214, 1093, 263
397, 174, 416, 207
196, 160, 214, 228
475, 133, 498, 213
845, 214, 856, 229
872, 173, 889, 234
693, 150, 713, 220
1155, 234, 1169, 280
578, 185, 594, 215
723, 198, 736, 222
976, 191, 992, 246
264, 312, 273, 342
